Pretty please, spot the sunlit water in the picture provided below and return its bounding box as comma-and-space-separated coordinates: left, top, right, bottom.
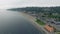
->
0, 10, 42, 34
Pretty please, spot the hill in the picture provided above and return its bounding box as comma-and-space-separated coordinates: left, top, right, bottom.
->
8, 6, 60, 13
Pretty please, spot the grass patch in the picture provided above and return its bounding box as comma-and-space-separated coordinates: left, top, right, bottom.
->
35, 18, 45, 25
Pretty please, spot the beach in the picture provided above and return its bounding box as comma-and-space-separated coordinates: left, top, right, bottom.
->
21, 12, 46, 34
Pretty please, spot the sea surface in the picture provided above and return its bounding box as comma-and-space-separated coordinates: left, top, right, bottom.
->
0, 10, 43, 34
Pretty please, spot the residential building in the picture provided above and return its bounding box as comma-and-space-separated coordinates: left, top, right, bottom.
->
44, 24, 55, 32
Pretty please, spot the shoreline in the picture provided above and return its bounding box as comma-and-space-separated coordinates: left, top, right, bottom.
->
20, 12, 46, 34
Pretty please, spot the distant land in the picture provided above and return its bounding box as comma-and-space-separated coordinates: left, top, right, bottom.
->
8, 6, 60, 13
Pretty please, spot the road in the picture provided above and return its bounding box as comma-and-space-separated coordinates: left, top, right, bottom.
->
22, 12, 56, 34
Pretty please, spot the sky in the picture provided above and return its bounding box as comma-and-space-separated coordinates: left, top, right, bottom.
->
0, 0, 60, 9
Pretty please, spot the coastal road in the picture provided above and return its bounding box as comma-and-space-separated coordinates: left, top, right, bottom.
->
24, 12, 55, 34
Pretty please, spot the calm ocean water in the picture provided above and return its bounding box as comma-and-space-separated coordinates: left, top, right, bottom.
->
0, 10, 42, 34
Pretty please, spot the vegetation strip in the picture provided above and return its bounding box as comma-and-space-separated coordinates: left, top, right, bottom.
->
35, 18, 45, 25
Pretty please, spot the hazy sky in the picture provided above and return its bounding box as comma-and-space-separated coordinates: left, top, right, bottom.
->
0, 0, 60, 9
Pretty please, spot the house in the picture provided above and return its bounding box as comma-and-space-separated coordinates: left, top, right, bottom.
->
44, 24, 55, 32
